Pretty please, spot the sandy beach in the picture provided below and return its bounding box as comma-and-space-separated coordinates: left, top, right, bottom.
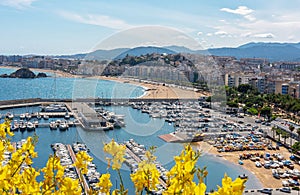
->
93, 75, 209, 99
196, 141, 299, 189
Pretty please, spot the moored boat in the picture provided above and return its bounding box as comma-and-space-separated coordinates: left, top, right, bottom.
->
19, 121, 27, 132
19, 113, 25, 120
27, 122, 35, 131
59, 121, 68, 131
6, 112, 14, 120
25, 112, 32, 120
64, 112, 70, 119
49, 121, 57, 130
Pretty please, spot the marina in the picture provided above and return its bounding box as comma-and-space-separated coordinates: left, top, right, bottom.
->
2, 96, 296, 194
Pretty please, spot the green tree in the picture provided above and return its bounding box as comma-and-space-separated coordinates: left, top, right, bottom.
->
276, 128, 282, 142
290, 125, 295, 146
227, 101, 238, 108
247, 107, 258, 116
260, 106, 272, 119
237, 84, 254, 94
282, 131, 289, 145
292, 142, 300, 154
271, 126, 277, 139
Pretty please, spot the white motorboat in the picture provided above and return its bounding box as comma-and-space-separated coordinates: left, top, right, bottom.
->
19, 113, 25, 120
49, 121, 57, 130
27, 122, 35, 131
59, 121, 68, 131
43, 114, 49, 120
6, 112, 14, 120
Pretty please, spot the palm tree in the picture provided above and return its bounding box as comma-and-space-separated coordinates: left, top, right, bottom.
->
289, 125, 295, 146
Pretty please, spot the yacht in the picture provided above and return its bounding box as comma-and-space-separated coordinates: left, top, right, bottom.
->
6, 112, 14, 120
36, 112, 42, 120
12, 120, 19, 131
33, 120, 39, 128
19, 113, 25, 120
27, 122, 35, 131
64, 112, 70, 119
25, 112, 31, 120
49, 121, 57, 130
59, 121, 68, 131
43, 114, 49, 120
19, 121, 27, 132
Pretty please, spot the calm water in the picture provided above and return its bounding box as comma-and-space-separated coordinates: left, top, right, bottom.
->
0, 68, 145, 100
0, 67, 262, 192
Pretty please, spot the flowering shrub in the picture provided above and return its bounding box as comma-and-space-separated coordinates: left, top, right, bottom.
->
0, 120, 247, 194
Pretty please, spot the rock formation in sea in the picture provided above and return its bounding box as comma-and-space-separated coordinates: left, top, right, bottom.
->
0, 68, 48, 78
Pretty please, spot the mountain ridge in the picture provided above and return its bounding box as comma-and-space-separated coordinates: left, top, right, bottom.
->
53, 42, 300, 62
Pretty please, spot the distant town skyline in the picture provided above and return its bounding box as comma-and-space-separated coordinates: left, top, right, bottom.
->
1, 0, 300, 55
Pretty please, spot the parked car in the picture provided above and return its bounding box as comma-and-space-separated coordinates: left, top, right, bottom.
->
258, 188, 272, 194
279, 187, 291, 193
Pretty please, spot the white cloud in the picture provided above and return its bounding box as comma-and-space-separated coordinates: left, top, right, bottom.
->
244, 15, 256, 22
253, 33, 275, 38
197, 31, 203, 36
58, 11, 133, 30
220, 6, 253, 16
206, 33, 213, 37
214, 30, 228, 36
220, 6, 256, 22
0, 0, 37, 9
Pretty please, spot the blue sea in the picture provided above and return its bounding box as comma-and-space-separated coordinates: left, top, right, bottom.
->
0, 67, 262, 193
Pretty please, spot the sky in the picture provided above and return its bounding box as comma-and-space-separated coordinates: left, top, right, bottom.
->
1, 0, 300, 55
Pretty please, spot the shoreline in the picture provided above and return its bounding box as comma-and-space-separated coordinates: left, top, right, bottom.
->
0, 66, 209, 99
197, 141, 298, 189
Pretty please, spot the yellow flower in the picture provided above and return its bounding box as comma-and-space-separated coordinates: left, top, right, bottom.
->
0, 118, 13, 138
130, 149, 160, 194
97, 173, 112, 194
103, 139, 125, 170
210, 174, 247, 195
163, 144, 200, 195
73, 151, 93, 174
58, 177, 81, 195
195, 183, 206, 195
